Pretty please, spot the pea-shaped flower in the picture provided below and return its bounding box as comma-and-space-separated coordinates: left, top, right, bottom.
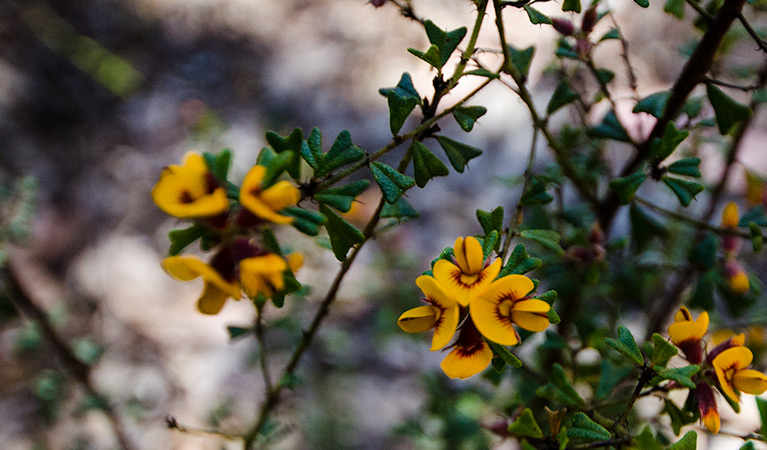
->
668, 306, 708, 364
433, 236, 502, 306
152, 153, 229, 219
239, 165, 300, 224
440, 318, 493, 380
713, 345, 767, 403
398, 276, 460, 351
162, 256, 241, 315
240, 253, 303, 299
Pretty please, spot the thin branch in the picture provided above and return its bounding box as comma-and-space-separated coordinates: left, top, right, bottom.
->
389, 0, 425, 25
499, 126, 539, 260
254, 310, 273, 393
702, 76, 764, 92
567, 437, 633, 450
737, 12, 767, 53
166, 415, 241, 440
633, 197, 752, 239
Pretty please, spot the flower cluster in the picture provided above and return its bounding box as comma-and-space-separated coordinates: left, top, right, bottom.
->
398, 236, 552, 379
152, 152, 303, 314
720, 202, 750, 295
668, 306, 767, 433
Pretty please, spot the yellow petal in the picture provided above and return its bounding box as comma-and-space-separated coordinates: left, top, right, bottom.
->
440, 342, 493, 380
721, 202, 739, 228
197, 282, 229, 315
714, 346, 753, 371
470, 296, 519, 346
416, 275, 457, 308
151, 153, 229, 218
453, 236, 484, 274
729, 271, 750, 294
674, 306, 692, 322
260, 180, 300, 211
239, 254, 287, 298
475, 274, 535, 304
511, 299, 551, 332
162, 256, 208, 281
432, 304, 459, 351
702, 408, 720, 435
398, 305, 439, 333
287, 253, 304, 272
668, 311, 709, 345
733, 369, 767, 395
731, 333, 746, 346
239, 165, 295, 224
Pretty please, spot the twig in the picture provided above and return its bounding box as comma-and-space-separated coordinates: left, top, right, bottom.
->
737, 13, 767, 54
499, 126, 539, 260
254, 310, 273, 393
567, 436, 633, 450
165, 415, 241, 440
702, 76, 764, 92
633, 197, 752, 239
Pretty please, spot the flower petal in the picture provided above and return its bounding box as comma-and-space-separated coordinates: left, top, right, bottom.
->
432, 304, 459, 351
287, 253, 304, 272
511, 299, 551, 332
398, 305, 439, 333
415, 275, 457, 309
674, 306, 693, 322
470, 296, 519, 346
440, 341, 493, 379
239, 254, 287, 298
454, 236, 484, 274
476, 274, 535, 304
197, 282, 229, 315
714, 346, 754, 402
733, 369, 767, 396
668, 311, 709, 345
151, 153, 229, 218
239, 165, 295, 224
261, 180, 300, 212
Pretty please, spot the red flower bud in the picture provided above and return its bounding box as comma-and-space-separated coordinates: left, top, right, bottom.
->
552, 18, 575, 36
581, 7, 598, 34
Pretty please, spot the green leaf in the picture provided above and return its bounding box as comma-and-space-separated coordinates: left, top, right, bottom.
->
524, 5, 552, 24
650, 122, 689, 161
667, 157, 701, 177
168, 225, 205, 256
227, 326, 252, 340
632, 426, 664, 450
424, 20, 467, 68
464, 68, 500, 78
407, 44, 442, 68
609, 171, 648, 204
411, 141, 449, 187
664, 399, 696, 436
203, 148, 232, 182
739, 205, 767, 227
379, 73, 421, 134
688, 234, 718, 269
381, 197, 419, 221
605, 326, 644, 365
487, 340, 523, 369
322, 130, 365, 177
587, 110, 632, 142
667, 430, 697, 450
477, 206, 504, 236
750, 221, 763, 252
283, 207, 327, 236
664, 0, 686, 18
630, 203, 667, 249
301, 127, 324, 170
756, 397, 767, 442
520, 229, 565, 255
548, 307, 561, 324
567, 413, 611, 441
266, 128, 303, 178
481, 230, 500, 259
521, 177, 554, 205
508, 45, 535, 79
435, 136, 483, 172
739, 442, 756, 450
651, 333, 678, 367
562, 0, 581, 13
595, 68, 615, 84
369, 161, 416, 204
662, 176, 704, 207
599, 28, 621, 41
500, 244, 542, 277
453, 105, 487, 132
508, 408, 543, 439
634, 91, 671, 118
633, 0, 650, 7
707, 83, 752, 135
655, 365, 699, 389
689, 269, 715, 310
314, 180, 371, 213
538, 290, 558, 305
596, 359, 635, 399
547, 80, 580, 115
536, 364, 586, 408
320, 205, 364, 261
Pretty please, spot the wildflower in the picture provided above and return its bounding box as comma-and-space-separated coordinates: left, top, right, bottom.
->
712, 345, 767, 403
240, 254, 295, 299
470, 274, 550, 346
161, 255, 241, 314
724, 259, 750, 295
152, 153, 229, 219
668, 306, 709, 363
440, 318, 493, 379
398, 276, 459, 351
239, 165, 299, 224
433, 236, 502, 306
721, 202, 742, 254
695, 382, 720, 434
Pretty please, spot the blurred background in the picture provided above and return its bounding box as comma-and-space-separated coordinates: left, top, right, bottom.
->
1, 0, 765, 449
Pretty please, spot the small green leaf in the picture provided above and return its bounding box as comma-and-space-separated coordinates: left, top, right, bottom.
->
536, 364, 586, 408
265, 128, 303, 178
476, 206, 504, 236
587, 110, 632, 142
500, 244, 542, 277
481, 230, 500, 259
411, 141, 449, 188
369, 161, 416, 204
662, 176, 704, 207
633, 0, 650, 7
538, 290, 558, 305
508, 45, 535, 79
596, 359, 635, 399
750, 222, 763, 252
605, 326, 644, 365
547, 80, 580, 115
168, 225, 205, 256
314, 180, 371, 213
524, 5, 553, 24
567, 412, 611, 441
453, 105, 487, 132
464, 68, 500, 78
599, 28, 621, 41
664, 0, 685, 18
738, 442, 756, 450
634, 91, 671, 119
548, 307, 561, 324
381, 197, 420, 221
655, 365, 699, 389
435, 136, 483, 173
664, 399, 697, 436
227, 326, 252, 340
739, 205, 767, 227
609, 171, 648, 204
667, 430, 697, 450
707, 83, 752, 135
520, 229, 565, 255
650, 122, 689, 162
667, 157, 701, 177
203, 148, 232, 182
321, 130, 365, 177
562, 0, 581, 13
521, 177, 554, 205
651, 333, 678, 367
379, 73, 421, 134
595, 68, 615, 84
487, 340, 523, 369
688, 234, 718, 269
301, 127, 324, 170
756, 397, 767, 442
508, 408, 543, 439
320, 205, 364, 261
424, 20, 467, 68
630, 203, 667, 249
633, 426, 664, 450
407, 44, 442, 68
282, 207, 327, 236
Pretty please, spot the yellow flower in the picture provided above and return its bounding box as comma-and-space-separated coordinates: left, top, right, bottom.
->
439, 319, 493, 380
729, 270, 750, 295
239, 165, 299, 224
398, 276, 460, 351
152, 153, 229, 218
239, 254, 290, 299
162, 256, 241, 314
721, 202, 739, 228
713, 346, 767, 403
470, 274, 550, 346
668, 307, 709, 346
433, 236, 502, 306
695, 382, 720, 434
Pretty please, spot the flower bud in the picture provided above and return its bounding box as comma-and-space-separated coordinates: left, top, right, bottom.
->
721, 202, 739, 228
581, 7, 598, 34
552, 18, 575, 36
725, 259, 750, 295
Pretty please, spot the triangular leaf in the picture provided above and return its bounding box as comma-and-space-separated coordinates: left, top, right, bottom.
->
536, 364, 586, 408
381, 197, 419, 221
664, 0, 685, 18
464, 68, 500, 79
266, 128, 303, 178
370, 161, 416, 204
567, 412, 611, 441
407, 44, 442, 68
600, 28, 621, 41
562, 0, 582, 13
631, 426, 664, 450
597, 359, 635, 399
508, 408, 543, 439
379, 73, 421, 134
655, 365, 699, 389
667, 157, 701, 177
651, 333, 678, 367
547, 80, 581, 115
320, 204, 364, 260
634, 0, 650, 7
650, 122, 689, 162
500, 244, 542, 277
605, 326, 644, 365
521, 177, 554, 205
453, 105, 487, 132
487, 340, 523, 370
520, 229, 565, 255
318, 130, 365, 177
435, 136, 483, 172
688, 234, 718, 269
168, 225, 205, 256
524, 5, 552, 24
662, 176, 704, 207
738, 205, 767, 227
634, 91, 671, 119
630, 203, 668, 249
609, 171, 648, 204
667, 430, 697, 450
301, 127, 324, 170
587, 110, 632, 142
282, 207, 327, 236
476, 206, 504, 236
424, 20, 467, 68
411, 141, 449, 187
314, 180, 370, 213
508, 45, 535, 79
595, 68, 615, 84
481, 230, 500, 259
707, 83, 752, 136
